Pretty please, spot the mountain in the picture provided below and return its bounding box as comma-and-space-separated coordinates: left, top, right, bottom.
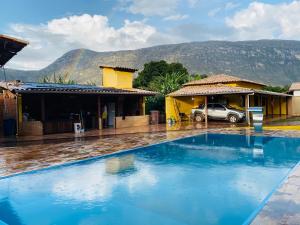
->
3, 40, 300, 85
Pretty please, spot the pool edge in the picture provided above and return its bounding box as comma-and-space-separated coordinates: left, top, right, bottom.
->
242, 161, 300, 225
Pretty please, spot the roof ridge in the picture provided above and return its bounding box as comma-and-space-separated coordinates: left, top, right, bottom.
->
184, 74, 266, 87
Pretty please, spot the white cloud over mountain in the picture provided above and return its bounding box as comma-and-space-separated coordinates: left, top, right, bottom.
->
226, 1, 300, 40
5, 1, 300, 70
126, 0, 180, 16
6, 14, 180, 70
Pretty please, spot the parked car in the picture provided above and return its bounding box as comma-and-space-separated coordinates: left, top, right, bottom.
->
191, 103, 245, 123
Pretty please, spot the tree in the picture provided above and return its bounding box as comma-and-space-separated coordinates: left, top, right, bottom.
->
133, 60, 188, 88
149, 72, 189, 96
39, 72, 77, 84
264, 85, 290, 93
145, 72, 189, 112
189, 73, 207, 81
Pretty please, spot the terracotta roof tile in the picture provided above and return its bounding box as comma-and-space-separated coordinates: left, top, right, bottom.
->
184, 74, 266, 87
289, 82, 300, 91
168, 84, 252, 96
168, 84, 291, 97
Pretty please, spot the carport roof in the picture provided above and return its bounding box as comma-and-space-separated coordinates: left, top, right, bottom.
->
0, 81, 157, 96
184, 74, 266, 87
289, 82, 300, 91
168, 84, 291, 97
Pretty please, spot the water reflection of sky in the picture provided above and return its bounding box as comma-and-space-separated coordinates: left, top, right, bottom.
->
1, 134, 300, 225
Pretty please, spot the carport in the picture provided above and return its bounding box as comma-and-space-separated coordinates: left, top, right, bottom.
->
166, 75, 292, 126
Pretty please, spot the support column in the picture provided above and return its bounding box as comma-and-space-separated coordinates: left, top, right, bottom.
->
271, 96, 274, 116
286, 97, 289, 115
97, 95, 102, 129
279, 97, 282, 116
266, 96, 269, 116
41, 95, 45, 122
245, 94, 250, 125
140, 96, 146, 116
16, 94, 22, 136
204, 96, 208, 127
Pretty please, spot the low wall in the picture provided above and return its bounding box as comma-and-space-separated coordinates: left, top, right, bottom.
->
20, 121, 43, 136
115, 115, 149, 129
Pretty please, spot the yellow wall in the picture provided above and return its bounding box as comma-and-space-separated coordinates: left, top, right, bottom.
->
166, 96, 179, 121
226, 81, 265, 90
166, 96, 205, 121
226, 95, 245, 110
102, 68, 133, 89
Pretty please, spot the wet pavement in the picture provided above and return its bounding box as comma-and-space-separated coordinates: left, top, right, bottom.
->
251, 164, 300, 225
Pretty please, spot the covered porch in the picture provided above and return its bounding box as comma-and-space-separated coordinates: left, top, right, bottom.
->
166, 85, 291, 125
19, 93, 147, 135
0, 81, 156, 136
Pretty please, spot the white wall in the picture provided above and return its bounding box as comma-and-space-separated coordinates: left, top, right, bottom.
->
293, 90, 300, 96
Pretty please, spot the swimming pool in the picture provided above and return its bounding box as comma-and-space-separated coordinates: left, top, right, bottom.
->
1, 133, 300, 225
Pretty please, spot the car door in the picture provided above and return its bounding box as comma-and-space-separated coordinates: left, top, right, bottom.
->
207, 104, 215, 118
213, 104, 227, 119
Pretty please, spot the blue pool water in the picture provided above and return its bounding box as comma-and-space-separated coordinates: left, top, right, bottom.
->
1, 133, 300, 225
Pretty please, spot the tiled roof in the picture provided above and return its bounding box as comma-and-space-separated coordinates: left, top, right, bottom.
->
168, 84, 253, 96
289, 82, 300, 91
168, 84, 291, 97
184, 74, 266, 87
0, 81, 156, 96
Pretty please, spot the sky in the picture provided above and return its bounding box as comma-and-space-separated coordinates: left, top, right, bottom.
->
1, 0, 300, 70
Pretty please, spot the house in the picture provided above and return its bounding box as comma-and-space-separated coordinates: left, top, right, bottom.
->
0, 66, 156, 136
0, 34, 156, 137
289, 83, 300, 116
0, 34, 28, 136
166, 74, 292, 123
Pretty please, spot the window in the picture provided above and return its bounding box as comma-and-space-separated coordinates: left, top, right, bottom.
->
207, 104, 214, 109
214, 104, 226, 111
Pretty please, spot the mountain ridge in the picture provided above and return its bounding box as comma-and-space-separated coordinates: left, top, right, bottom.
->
3, 40, 300, 85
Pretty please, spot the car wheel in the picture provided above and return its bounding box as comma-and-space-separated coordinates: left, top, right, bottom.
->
228, 114, 238, 123
195, 114, 204, 122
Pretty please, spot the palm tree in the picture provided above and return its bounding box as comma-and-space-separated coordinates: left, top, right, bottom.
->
39, 72, 77, 84
149, 72, 188, 96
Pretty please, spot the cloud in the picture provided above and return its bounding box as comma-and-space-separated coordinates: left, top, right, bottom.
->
208, 7, 221, 17
164, 14, 189, 21
126, 0, 180, 17
224, 2, 239, 10
6, 14, 179, 70
208, 1, 239, 17
226, 1, 300, 40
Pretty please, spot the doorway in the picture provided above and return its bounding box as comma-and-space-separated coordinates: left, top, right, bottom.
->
108, 103, 116, 127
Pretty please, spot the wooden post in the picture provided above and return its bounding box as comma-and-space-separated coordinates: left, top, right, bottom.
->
16, 94, 20, 135
266, 96, 269, 116
271, 96, 274, 116
279, 97, 282, 116
286, 97, 289, 115
41, 95, 45, 122
204, 96, 208, 127
245, 94, 250, 125
97, 95, 102, 129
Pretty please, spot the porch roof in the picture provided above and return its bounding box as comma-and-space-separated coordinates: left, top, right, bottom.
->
0, 34, 28, 67
0, 81, 156, 96
289, 82, 300, 91
184, 74, 266, 87
168, 84, 291, 97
